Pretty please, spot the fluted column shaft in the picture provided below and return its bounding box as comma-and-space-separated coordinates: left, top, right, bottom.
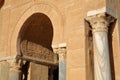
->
86, 13, 114, 80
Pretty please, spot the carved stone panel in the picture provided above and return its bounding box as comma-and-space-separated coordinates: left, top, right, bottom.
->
20, 40, 58, 65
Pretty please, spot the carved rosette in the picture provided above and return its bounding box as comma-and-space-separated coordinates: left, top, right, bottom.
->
86, 13, 115, 32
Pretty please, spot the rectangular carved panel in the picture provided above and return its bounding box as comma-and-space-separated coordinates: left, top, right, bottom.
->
20, 40, 58, 65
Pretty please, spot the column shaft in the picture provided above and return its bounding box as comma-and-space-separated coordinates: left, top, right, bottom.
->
93, 31, 111, 80
59, 57, 66, 80
57, 48, 66, 80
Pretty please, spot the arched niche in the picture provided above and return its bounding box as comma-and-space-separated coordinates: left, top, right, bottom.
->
17, 13, 58, 65
19, 13, 53, 49
18, 13, 58, 80
9, 4, 63, 80
10, 4, 64, 57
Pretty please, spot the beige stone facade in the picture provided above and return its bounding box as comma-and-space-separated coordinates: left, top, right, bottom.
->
0, 0, 120, 80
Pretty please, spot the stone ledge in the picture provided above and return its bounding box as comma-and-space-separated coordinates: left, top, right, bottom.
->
87, 7, 106, 17
0, 56, 16, 61
52, 43, 66, 49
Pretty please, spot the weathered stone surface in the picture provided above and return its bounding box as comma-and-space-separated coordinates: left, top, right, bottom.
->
9, 59, 22, 80
0, 0, 120, 80
0, 61, 9, 80
9, 71, 21, 80
30, 62, 48, 80
20, 40, 58, 65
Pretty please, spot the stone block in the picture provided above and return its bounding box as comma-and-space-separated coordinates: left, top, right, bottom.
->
67, 68, 86, 80
67, 49, 85, 69
0, 61, 9, 80
67, 29, 85, 50
30, 62, 48, 80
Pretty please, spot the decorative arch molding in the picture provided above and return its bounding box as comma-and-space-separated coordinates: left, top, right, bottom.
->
10, 3, 64, 56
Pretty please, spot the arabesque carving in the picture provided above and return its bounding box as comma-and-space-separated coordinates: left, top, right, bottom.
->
20, 40, 58, 65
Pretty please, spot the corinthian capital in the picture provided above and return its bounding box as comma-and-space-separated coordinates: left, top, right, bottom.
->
86, 13, 115, 32
55, 48, 66, 61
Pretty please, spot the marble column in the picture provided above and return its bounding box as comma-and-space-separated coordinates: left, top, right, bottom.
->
9, 59, 22, 80
57, 48, 66, 80
86, 13, 115, 80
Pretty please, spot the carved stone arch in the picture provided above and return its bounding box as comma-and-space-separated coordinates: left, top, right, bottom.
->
9, 4, 63, 80
10, 4, 64, 57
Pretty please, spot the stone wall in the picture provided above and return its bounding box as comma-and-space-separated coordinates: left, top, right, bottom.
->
106, 0, 120, 80
0, 0, 120, 80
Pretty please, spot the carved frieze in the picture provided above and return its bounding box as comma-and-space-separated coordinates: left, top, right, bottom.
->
20, 40, 58, 65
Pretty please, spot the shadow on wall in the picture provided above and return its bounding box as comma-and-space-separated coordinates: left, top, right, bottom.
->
19, 13, 54, 51
84, 20, 94, 80
108, 20, 116, 80
0, 0, 4, 9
